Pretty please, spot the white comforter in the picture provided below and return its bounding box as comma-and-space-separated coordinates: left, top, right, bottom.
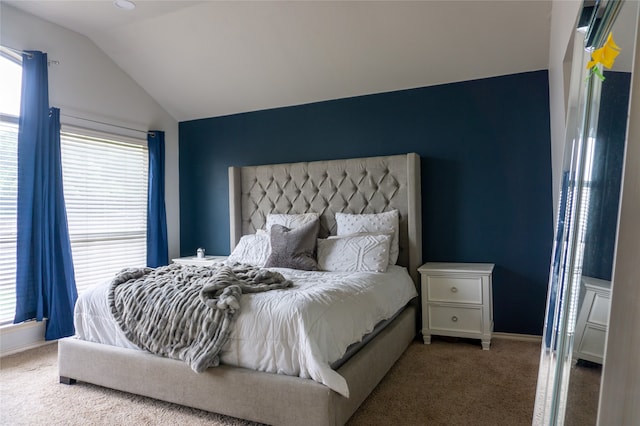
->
74, 265, 417, 397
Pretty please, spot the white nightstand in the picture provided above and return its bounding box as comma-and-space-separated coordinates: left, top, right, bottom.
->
419, 262, 494, 350
573, 276, 610, 364
172, 256, 227, 266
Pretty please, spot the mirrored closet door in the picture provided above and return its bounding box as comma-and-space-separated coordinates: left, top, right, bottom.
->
533, 0, 639, 424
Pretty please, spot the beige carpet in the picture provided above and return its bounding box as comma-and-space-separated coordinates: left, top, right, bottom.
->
565, 360, 602, 426
0, 337, 597, 425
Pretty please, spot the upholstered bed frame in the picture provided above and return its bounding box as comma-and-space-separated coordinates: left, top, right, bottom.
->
58, 153, 422, 426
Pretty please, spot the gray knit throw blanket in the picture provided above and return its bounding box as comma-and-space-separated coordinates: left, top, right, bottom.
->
108, 262, 292, 373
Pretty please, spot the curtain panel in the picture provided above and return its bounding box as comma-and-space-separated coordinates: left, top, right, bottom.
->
147, 130, 168, 267
15, 51, 77, 340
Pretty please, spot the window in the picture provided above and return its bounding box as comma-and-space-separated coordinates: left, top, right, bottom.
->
0, 47, 149, 324
61, 129, 148, 295
0, 49, 21, 324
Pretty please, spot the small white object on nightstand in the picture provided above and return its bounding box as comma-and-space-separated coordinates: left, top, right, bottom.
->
418, 262, 494, 350
172, 256, 227, 266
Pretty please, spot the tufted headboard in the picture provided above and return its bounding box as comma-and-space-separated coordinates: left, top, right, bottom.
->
228, 153, 422, 283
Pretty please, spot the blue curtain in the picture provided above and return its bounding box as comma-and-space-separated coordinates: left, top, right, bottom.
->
147, 130, 169, 267
15, 51, 77, 340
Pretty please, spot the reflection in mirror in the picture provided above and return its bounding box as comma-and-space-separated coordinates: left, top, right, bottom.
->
565, 1, 637, 425
533, 0, 638, 424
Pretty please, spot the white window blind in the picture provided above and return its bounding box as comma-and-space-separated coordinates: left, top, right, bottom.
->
0, 120, 18, 324
61, 129, 148, 295
0, 49, 21, 324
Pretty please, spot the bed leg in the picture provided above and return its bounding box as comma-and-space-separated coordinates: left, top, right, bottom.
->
60, 376, 76, 385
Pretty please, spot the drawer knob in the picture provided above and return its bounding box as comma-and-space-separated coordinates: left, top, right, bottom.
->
451, 316, 458, 322
451, 287, 458, 293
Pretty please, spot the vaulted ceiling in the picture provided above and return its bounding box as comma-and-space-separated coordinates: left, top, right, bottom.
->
5, 1, 553, 122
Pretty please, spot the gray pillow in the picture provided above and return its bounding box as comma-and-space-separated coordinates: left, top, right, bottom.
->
264, 219, 319, 271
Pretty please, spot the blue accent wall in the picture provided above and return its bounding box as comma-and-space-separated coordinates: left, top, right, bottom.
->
582, 71, 631, 281
179, 70, 553, 335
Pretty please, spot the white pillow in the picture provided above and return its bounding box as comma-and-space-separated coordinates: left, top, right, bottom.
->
226, 233, 271, 267
335, 210, 399, 265
317, 233, 391, 272
265, 212, 320, 232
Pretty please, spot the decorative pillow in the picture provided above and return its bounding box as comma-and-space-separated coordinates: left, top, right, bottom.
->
335, 210, 400, 264
317, 233, 391, 272
264, 219, 320, 271
265, 212, 320, 232
226, 233, 271, 267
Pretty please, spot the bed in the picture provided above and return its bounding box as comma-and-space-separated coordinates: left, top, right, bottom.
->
58, 152, 422, 425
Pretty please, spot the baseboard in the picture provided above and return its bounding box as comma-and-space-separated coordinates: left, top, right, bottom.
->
0, 321, 47, 357
493, 332, 542, 343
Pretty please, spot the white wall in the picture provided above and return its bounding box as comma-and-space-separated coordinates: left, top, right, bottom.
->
0, 4, 179, 260
0, 4, 180, 354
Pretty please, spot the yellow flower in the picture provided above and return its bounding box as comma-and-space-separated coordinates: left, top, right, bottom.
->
587, 32, 621, 71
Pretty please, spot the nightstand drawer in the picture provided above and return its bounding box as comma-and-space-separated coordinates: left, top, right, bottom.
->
588, 293, 610, 326
428, 305, 483, 334
573, 276, 610, 364
426, 276, 483, 304
577, 325, 607, 359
